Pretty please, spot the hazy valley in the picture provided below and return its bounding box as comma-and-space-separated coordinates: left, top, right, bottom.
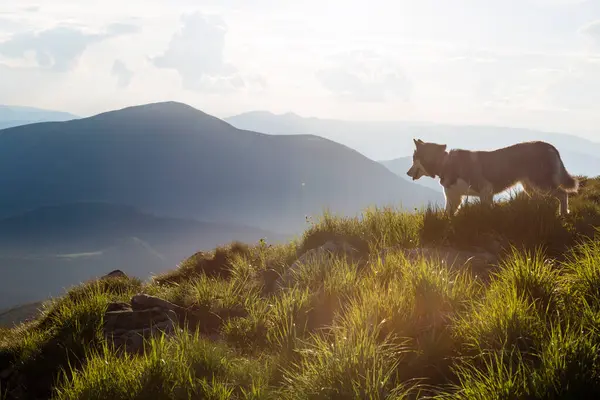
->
0, 202, 286, 309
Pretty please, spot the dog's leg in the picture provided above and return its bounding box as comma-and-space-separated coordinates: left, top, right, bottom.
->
479, 194, 493, 207
478, 183, 494, 208
554, 189, 569, 215
444, 186, 462, 216
529, 178, 569, 216
520, 179, 535, 198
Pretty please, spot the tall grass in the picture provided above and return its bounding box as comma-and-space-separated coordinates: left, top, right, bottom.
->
53, 330, 276, 400
3, 177, 600, 399
0, 276, 142, 399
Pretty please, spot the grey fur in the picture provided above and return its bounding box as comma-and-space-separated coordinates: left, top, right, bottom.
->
406, 139, 579, 216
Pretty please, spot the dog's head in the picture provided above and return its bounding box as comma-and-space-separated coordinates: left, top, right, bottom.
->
406, 138, 447, 180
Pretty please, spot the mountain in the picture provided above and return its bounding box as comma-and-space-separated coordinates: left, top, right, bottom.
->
0, 105, 79, 130
224, 111, 424, 160
225, 111, 600, 177
0, 202, 285, 309
0, 302, 43, 328
0, 101, 442, 234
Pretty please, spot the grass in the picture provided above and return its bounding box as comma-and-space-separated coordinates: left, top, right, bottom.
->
3, 177, 600, 399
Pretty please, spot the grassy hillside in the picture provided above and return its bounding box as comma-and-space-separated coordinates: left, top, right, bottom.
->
2, 176, 600, 399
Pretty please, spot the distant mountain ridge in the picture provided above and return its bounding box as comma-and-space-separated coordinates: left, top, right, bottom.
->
225, 111, 600, 178
0, 105, 79, 130
0, 101, 442, 234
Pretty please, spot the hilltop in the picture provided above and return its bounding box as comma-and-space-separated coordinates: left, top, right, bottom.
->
2, 174, 600, 399
0, 101, 441, 234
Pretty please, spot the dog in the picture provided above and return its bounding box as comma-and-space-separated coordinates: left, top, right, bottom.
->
406, 139, 579, 216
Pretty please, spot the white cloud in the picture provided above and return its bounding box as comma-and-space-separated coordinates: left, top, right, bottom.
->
23, 5, 40, 13
0, 23, 138, 72
530, 0, 588, 5
580, 20, 600, 47
0, 63, 69, 107
0, 17, 22, 33
316, 50, 412, 103
542, 59, 600, 110
111, 59, 133, 88
151, 11, 260, 93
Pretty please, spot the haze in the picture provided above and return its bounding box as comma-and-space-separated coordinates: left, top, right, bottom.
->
1, 0, 600, 140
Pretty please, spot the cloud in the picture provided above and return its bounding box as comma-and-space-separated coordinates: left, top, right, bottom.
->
530, 0, 587, 5
106, 23, 140, 36
111, 59, 133, 88
23, 5, 39, 12
0, 62, 65, 106
579, 20, 600, 47
542, 60, 600, 110
437, 48, 600, 112
316, 50, 412, 103
0, 17, 22, 33
151, 11, 255, 92
0, 23, 139, 72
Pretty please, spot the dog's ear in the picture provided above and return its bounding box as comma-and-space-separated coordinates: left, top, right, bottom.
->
413, 138, 424, 147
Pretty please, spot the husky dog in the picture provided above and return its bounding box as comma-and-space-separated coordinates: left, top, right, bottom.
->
406, 139, 579, 216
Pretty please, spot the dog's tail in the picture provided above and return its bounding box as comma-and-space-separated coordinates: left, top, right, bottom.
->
550, 147, 579, 193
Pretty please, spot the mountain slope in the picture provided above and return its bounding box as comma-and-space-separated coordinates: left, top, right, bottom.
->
0, 101, 442, 234
0, 105, 79, 130
225, 111, 600, 176
0, 202, 286, 309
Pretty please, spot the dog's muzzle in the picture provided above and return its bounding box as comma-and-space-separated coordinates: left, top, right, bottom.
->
406, 167, 418, 180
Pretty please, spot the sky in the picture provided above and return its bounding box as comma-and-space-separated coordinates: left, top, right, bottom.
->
1, 0, 600, 138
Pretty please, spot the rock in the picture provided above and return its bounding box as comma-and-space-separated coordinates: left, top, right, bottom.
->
106, 302, 132, 312
0, 367, 12, 379
275, 240, 361, 289
104, 307, 178, 354
102, 269, 127, 279
478, 232, 510, 255
102, 294, 186, 354
104, 307, 176, 332
259, 268, 281, 294
131, 293, 184, 313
